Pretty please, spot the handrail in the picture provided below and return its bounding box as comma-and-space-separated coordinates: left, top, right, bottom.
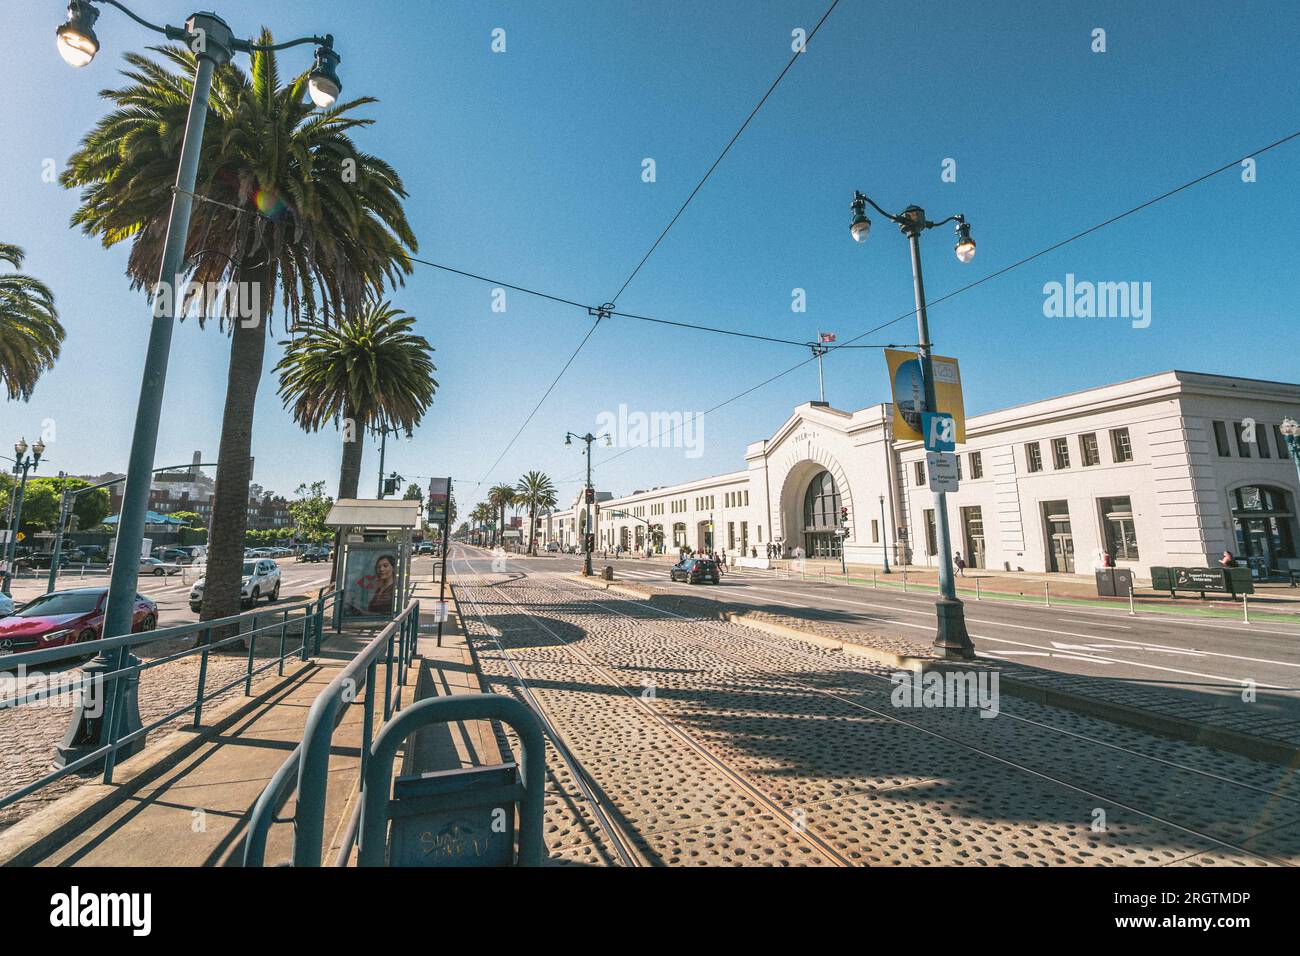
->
0, 590, 340, 814
243, 600, 421, 867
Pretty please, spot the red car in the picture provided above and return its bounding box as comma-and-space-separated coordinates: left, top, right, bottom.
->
0, 588, 157, 658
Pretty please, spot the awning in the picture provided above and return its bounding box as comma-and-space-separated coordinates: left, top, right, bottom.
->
325, 498, 421, 530
102, 511, 188, 526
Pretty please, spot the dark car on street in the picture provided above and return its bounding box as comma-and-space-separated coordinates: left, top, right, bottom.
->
0, 587, 158, 658
670, 558, 720, 585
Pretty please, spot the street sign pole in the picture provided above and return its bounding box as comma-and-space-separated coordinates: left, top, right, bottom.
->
905, 219, 974, 659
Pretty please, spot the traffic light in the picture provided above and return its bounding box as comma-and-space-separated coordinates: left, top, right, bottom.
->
585, 533, 595, 552
840, 506, 849, 525
383, 477, 399, 496
585, 486, 595, 505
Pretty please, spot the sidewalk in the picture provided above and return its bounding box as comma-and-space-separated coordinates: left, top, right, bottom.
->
0, 580, 501, 867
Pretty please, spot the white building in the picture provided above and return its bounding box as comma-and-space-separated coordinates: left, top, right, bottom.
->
529, 371, 1300, 576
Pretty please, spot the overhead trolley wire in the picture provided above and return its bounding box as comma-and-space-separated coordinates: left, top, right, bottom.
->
471, 0, 844, 488
571, 127, 1300, 482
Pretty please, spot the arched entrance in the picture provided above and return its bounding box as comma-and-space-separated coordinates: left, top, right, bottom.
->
1231, 485, 1297, 576
801, 470, 843, 558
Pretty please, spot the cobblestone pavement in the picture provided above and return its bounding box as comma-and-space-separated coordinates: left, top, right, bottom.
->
451, 551, 1300, 867
595, 571, 1300, 748
0, 612, 314, 831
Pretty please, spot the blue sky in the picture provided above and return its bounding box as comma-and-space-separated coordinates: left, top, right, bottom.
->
2, 0, 1297, 510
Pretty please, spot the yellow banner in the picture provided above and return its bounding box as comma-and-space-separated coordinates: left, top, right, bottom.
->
885, 349, 966, 443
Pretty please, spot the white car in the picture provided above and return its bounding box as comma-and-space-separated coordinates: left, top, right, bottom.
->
189, 559, 281, 613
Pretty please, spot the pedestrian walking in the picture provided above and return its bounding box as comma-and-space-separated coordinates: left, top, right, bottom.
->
954, 551, 966, 576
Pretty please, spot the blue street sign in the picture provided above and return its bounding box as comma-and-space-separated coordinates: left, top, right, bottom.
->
922, 412, 956, 452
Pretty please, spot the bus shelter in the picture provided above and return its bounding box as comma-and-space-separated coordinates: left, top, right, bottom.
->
326, 499, 422, 628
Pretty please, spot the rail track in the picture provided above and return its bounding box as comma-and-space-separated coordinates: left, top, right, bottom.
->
451, 545, 1300, 866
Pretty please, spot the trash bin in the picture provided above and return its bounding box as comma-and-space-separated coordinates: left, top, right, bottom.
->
1114, 568, 1134, 596
1095, 568, 1116, 596
602, 566, 614, 581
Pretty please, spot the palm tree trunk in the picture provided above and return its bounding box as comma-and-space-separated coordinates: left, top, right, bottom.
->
338, 400, 365, 499
201, 265, 275, 634
330, 400, 365, 587
529, 507, 537, 554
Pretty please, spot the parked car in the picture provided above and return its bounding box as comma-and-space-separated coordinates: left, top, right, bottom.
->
152, 546, 196, 565
27, 552, 74, 570
670, 558, 719, 585
545, 541, 560, 553
0, 588, 157, 658
416, 542, 434, 555
189, 559, 281, 613
139, 557, 182, 577
78, 545, 108, 563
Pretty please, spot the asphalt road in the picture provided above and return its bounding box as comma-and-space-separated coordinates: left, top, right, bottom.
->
7, 559, 338, 628
460, 547, 1300, 723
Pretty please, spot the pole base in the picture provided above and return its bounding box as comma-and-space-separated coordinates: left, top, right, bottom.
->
53, 652, 146, 770
931, 596, 976, 660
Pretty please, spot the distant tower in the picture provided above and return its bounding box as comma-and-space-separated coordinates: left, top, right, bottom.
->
190, 450, 202, 479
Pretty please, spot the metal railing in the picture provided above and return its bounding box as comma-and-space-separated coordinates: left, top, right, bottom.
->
244, 600, 421, 867
0, 590, 339, 814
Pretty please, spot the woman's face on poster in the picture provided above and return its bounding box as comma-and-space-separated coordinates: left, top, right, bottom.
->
376, 555, 396, 583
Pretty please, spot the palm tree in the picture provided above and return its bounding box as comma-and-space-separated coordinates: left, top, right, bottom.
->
0, 244, 63, 401
62, 38, 416, 624
470, 502, 494, 546
274, 301, 436, 501
514, 471, 558, 555
488, 484, 516, 547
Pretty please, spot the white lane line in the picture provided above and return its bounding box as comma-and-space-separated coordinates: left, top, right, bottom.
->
1058, 618, 1131, 629
738, 582, 1300, 671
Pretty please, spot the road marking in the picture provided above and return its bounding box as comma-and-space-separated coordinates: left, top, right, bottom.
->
737, 582, 1300, 670
1058, 618, 1131, 629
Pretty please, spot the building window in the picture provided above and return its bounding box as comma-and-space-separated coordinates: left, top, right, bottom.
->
1099, 496, 1139, 561
924, 509, 937, 557
1258, 425, 1271, 459
1052, 437, 1070, 470
1233, 422, 1252, 458
969, 451, 983, 480
802, 471, 842, 530
1080, 433, 1100, 467
955, 456, 963, 481
1213, 421, 1231, 457
871, 519, 879, 543
914, 461, 925, 486
1110, 428, 1134, 463
1275, 424, 1291, 462
1025, 442, 1043, 473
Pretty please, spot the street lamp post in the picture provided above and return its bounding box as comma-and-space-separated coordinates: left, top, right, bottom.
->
1281, 418, 1300, 487
3, 438, 45, 596
566, 431, 611, 576
52, 0, 343, 771
850, 190, 976, 659
879, 494, 891, 574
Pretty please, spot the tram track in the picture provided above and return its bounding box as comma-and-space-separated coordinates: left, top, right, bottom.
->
545, 573, 1299, 865
453, 545, 1300, 865
452, 550, 853, 866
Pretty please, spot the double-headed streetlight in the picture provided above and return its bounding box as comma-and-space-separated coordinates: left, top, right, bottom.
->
52, 0, 343, 767
565, 431, 612, 575
849, 190, 976, 659
3, 438, 46, 596
1281, 419, 1300, 485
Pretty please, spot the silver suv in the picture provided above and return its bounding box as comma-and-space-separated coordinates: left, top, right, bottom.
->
190, 559, 282, 613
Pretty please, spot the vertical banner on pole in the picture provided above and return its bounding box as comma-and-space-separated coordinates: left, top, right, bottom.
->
885, 349, 966, 442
